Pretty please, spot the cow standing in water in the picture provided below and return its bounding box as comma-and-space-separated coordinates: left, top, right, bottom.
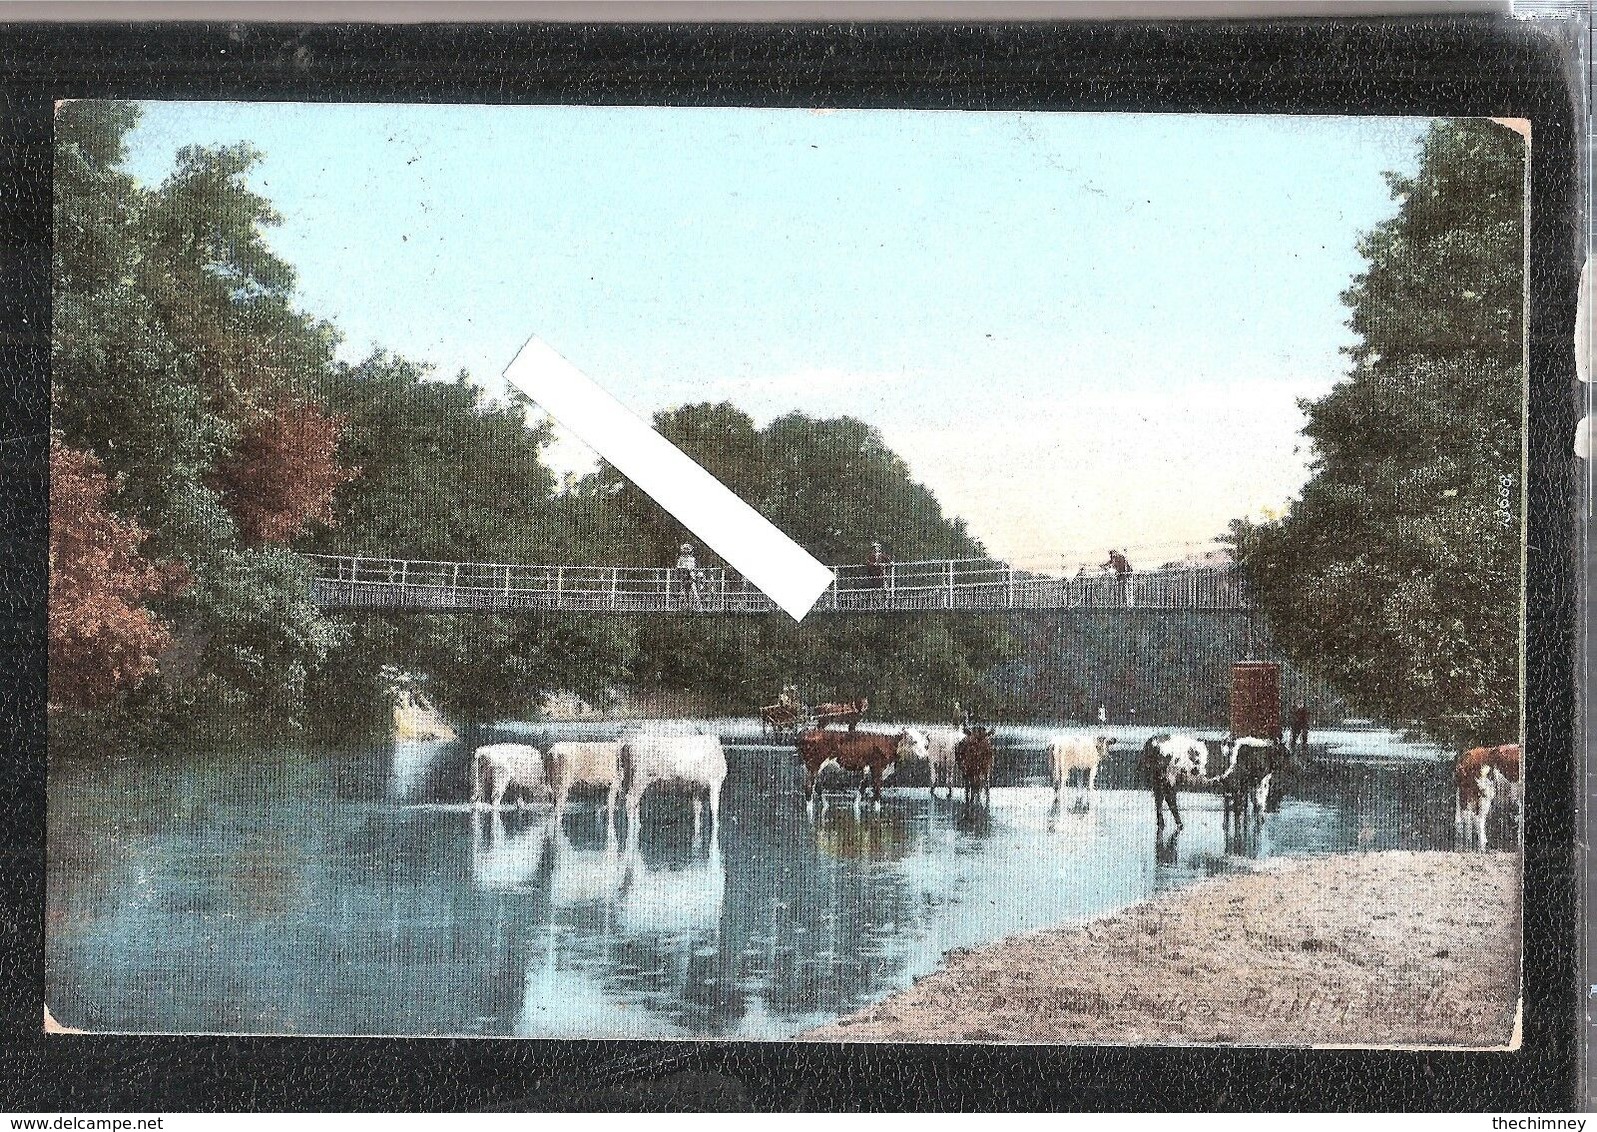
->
472, 743, 550, 811
1215, 737, 1290, 824
1455, 743, 1522, 850
546, 741, 623, 824
619, 731, 727, 842
798, 727, 927, 808
955, 726, 996, 805
1048, 734, 1116, 804
1137, 734, 1225, 830
1140, 733, 1291, 831
924, 728, 966, 798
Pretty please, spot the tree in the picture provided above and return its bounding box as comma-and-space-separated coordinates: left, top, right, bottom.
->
214, 398, 356, 545
50, 102, 641, 738
51, 101, 356, 736
1231, 120, 1526, 747
304, 354, 636, 730
579, 403, 1011, 719
48, 436, 187, 709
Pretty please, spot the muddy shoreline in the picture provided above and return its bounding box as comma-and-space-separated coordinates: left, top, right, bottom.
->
801, 850, 1520, 1047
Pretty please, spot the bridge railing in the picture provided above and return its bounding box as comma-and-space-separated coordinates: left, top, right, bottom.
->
820, 557, 1244, 610
306, 554, 758, 612
306, 554, 1246, 612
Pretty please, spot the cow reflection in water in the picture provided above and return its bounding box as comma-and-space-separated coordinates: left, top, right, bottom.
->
470, 807, 732, 1035
812, 807, 913, 862
471, 810, 555, 892
547, 824, 626, 910
1222, 816, 1273, 859
616, 834, 726, 938
954, 799, 993, 838
472, 812, 727, 921
470, 812, 627, 908
1149, 816, 1272, 887
1154, 827, 1181, 869
1046, 798, 1100, 847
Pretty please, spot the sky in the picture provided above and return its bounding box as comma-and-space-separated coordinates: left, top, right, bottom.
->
124, 102, 1442, 572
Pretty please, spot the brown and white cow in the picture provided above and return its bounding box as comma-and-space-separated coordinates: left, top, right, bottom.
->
798, 726, 927, 806
1455, 743, 1522, 850
955, 726, 997, 805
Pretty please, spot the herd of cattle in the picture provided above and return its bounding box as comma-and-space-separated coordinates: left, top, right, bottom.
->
790, 723, 1524, 848
786, 725, 1295, 830
473, 732, 727, 838
467, 721, 1320, 839
471, 722, 1524, 850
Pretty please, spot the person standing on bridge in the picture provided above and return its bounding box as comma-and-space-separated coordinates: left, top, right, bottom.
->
1104, 548, 1135, 607
674, 542, 700, 609
866, 542, 893, 591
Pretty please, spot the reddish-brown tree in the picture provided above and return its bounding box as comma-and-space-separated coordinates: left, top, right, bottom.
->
214, 399, 356, 545
49, 436, 187, 709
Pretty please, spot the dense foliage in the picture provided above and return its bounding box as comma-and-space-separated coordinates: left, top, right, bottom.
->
48, 436, 187, 708
564, 402, 1010, 719
214, 398, 356, 545
302, 355, 636, 731
49, 101, 1008, 736
1231, 120, 1526, 747
53, 101, 347, 733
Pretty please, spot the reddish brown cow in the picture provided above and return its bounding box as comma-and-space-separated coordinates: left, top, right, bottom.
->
1455, 743, 1522, 850
798, 726, 926, 806
813, 697, 870, 730
954, 726, 996, 805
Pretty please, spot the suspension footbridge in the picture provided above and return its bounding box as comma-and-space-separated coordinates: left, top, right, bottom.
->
306, 555, 1247, 615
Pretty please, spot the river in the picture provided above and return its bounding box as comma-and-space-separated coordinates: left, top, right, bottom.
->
45, 720, 1470, 1039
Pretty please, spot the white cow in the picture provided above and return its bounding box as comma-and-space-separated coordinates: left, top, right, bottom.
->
546, 741, 623, 821
472, 742, 550, 810
1048, 734, 1116, 800
924, 728, 965, 798
619, 730, 727, 837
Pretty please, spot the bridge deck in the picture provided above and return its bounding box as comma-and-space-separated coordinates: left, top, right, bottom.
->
306, 555, 1247, 614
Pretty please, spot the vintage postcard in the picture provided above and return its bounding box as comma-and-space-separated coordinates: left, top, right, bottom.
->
45, 101, 1525, 1045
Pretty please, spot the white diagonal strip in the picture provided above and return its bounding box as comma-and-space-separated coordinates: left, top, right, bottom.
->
503, 336, 834, 620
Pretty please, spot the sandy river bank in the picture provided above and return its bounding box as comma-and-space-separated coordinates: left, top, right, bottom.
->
801, 850, 1520, 1048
